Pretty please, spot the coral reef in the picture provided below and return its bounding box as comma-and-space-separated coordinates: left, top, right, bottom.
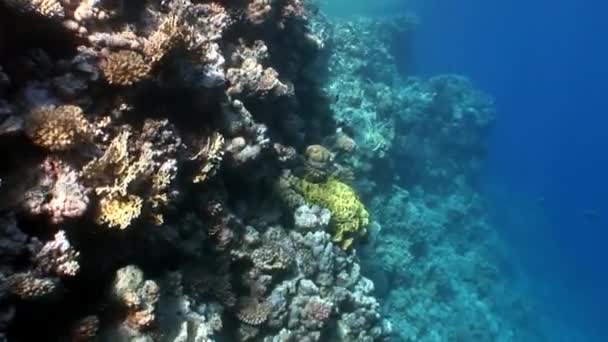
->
285, 175, 369, 250
0, 0, 543, 341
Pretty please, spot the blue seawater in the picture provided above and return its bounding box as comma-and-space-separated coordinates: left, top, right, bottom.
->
323, 0, 608, 340
411, 1, 608, 341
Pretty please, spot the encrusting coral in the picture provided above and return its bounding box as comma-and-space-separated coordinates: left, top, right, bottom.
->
283, 175, 369, 250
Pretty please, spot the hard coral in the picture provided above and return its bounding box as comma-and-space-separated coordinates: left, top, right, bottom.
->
31, 230, 80, 277
290, 177, 369, 250
22, 157, 90, 224
191, 132, 225, 184
6, 272, 58, 300
95, 194, 143, 229
25, 105, 91, 151
2, 0, 65, 19
236, 297, 271, 326
100, 50, 151, 86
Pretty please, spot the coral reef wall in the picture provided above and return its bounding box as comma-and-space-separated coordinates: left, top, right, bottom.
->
0, 0, 390, 341
0, 0, 543, 341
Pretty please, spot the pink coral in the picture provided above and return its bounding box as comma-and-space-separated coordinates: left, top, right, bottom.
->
304, 296, 333, 323
22, 157, 90, 224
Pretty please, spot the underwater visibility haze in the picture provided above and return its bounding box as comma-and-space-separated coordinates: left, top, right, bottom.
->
0, 0, 606, 341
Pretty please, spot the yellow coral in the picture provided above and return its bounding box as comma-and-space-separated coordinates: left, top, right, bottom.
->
82, 131, 155, 229
143, 15, 186, 64
100, 50, 151, 86
96, 194, 143, 229
291, 177, 369, 249
25, 105, 90, 151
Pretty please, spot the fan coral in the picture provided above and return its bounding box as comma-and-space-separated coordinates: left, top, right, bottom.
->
99, 50, 151, 86
24, 105, 91, 151
95, 194, 143, 229
290, 177, 369, 250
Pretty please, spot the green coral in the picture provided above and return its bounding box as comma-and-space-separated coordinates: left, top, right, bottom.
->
291, 177, 369, 249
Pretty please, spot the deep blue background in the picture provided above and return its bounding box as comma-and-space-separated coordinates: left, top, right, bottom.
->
410, 0, 608, 339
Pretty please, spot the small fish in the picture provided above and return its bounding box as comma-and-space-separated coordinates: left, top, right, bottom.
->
334, 94, 340, 102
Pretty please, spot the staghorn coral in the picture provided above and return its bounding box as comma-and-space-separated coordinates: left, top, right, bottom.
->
99, 50, 151, 86
22, 157, 90, 224
287, 176, 369, 250
95, 194, 143, 229
24, 105, 91, 151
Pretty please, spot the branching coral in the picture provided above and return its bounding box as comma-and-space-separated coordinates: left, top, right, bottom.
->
22, 157, 90, 224
95, 194, 143, 230
6, 272, 58, 300
24, 105, 91, 151
191, 132, 224, 184
287, 176, 369, 249
143, 15, 186, 65
99, 50, 151, 86
30, 230, 80, 277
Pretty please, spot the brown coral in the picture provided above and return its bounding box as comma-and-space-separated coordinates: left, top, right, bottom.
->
3, 0, 65, 19
100, 50, 151, 86
25, 105, 91, 151
143, 15, 186, 65
191, 132, 225, 184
